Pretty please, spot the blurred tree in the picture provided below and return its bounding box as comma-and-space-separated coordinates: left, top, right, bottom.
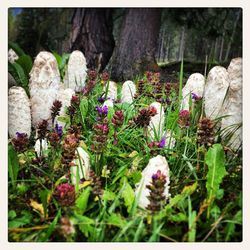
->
69, 8, 115, 71
15, 9, 73, 57
107, 8, 162, 81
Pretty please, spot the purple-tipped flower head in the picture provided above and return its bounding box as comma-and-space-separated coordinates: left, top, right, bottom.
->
55, 123, 63, 137
191, 92, 202, 101
159, 137, 166, 148
12, 132, 29, 153
97, 96, 106, 103
96, 105, 108, 116
146, 170, 167, 212
152, 170, 165, 180
178, 110, 190, 128
54, 183, 76, 206
88, 70, 97, 81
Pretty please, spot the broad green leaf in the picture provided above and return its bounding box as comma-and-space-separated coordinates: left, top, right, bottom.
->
188, 196, 196, 242
130, 170, 142, 184
39, 189, 50, 219
16, 54, 33, 77
168, 212, 187, 222
107, 107, 115, 123
60, 53, 70, 70
167, 182, 198, 209
75, 186, 91, 215
8, 42, 25, 56
205, 144, 227, 217
8, 144, 19, 189
75, 214, 95, 238
107, 213, 127, 228
40, 209, 61, 242
53, 52, 62, 67
233, 210, 242, 225
121, 177, 135, 213
8, 210, 17, 220
225, 222, 235, 242
102, 190, 116, 201
8, 211, 32, 229
225, 210, 242, 241
188, 211, 196, 242
79, 97, 89, 119
8, 62, 29, 92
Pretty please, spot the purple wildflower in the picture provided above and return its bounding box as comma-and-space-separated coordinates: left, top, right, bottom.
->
191, 92, 202, 102
55, 123, 63, 137
96, 105, 108, 116
152, 170, 164, 180
12, 132, 29, 152
16, 132, 25, 138
97, 96, 106, 103
159, 137, 166, 148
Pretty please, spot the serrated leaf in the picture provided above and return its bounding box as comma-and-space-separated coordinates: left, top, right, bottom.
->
167, 182, 198, 209
8, 211, 32, 229
75, 214, 95, 238
130, 170, 142, 184
169, 212, 187, 222
75, 186, 91, 215
121, 177, 135, 213
107, 213, 127, 228
205, 144, 227, 217
102, 190, 116, 201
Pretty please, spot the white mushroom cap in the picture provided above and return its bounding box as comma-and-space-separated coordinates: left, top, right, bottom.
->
64, 50, 87, 92
135, 155, 170, 209
8, 86, 31, 138
71, 147, 91, 184
121, 80, 136, 104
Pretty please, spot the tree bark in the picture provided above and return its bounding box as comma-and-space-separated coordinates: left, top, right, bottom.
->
107, 8, 162, 81
69, 8, 115, 71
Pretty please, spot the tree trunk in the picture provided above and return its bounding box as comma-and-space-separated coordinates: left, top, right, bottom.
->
178, 25, 185, 61
69, 8, 115, 71
224, 10, 241, 61
107, 8, 162, 81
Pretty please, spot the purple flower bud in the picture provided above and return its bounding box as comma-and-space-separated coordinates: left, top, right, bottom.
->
159, 137, 166, 148
102, 105, 108, 115
55, 123, 63, 137
96, 105, 108, 116
97, 97, 105, 103
152, 170, 162, 180
16, 132, 26, 138
191, 92, 198, 100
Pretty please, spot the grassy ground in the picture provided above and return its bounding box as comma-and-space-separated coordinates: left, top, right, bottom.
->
8, 62, 242, 242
